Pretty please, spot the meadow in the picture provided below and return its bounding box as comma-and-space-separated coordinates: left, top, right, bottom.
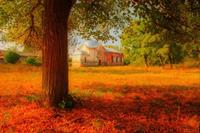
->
0, 64, 200, 133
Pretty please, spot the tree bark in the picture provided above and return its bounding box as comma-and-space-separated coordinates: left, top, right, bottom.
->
144, 54, 148, 67
159, 55, 164, 67
168, 52, 173, 69
42, 0, 73, 107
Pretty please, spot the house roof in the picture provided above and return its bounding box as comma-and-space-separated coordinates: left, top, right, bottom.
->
73, 40, 122, 56
105, 48, 122, 54
73, 50, 89, 56
84, 40, 100, 48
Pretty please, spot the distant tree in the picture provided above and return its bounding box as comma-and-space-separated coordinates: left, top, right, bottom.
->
121, 20, 188, 67
132, 0, 200, 67
132, 0, 200, 35
121, 20, 161, 66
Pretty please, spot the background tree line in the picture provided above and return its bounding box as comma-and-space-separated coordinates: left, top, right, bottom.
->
121, 20, 200, 67
121, 0, 200, 67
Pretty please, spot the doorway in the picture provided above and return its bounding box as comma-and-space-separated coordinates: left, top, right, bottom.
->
98, 60, 101, 65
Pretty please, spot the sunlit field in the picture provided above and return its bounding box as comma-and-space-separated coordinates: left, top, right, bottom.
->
0, 64, 200, 132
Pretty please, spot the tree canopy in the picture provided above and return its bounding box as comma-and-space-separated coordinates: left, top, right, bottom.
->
1, 0, 199, 45
119, 0, 200, 67
0, 0, 134, 46
133, 0, 200, 34
121, 19, 200, 67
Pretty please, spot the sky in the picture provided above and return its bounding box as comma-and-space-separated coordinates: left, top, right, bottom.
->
0, 41, 24, 52
0, 30, 121, 53
0, 32, 24, 52
77, 28, 122, 46
77, 37, 121, 46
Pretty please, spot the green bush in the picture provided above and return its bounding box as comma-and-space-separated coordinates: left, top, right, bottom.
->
26, 57, 41, 66
123, 58, 130, 65
4, 50, 20, 64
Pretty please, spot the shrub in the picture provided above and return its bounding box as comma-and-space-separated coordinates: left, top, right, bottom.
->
4, 50, 20, 64
58, 95, 74, 109
123, 58, 130, 65
26, 57, 41, 66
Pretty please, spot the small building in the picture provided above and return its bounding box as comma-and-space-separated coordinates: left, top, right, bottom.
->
72, 40, 124, 67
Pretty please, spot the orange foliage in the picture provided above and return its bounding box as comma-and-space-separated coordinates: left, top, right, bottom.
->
0, 64, 199, 132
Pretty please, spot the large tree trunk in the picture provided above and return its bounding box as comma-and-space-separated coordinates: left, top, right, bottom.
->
42, 0, 73, 107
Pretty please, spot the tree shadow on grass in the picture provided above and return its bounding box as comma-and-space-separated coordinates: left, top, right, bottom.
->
70, 84, 200, 133
0, 84, 199, 133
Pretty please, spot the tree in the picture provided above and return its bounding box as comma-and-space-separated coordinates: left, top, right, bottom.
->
2, 0, 199, 106
156, 44, 169, 67
42, 0, 132, 106
132, 0, 200, 34
121, 20, 188, 67
129, 0, 200, 67
42, 0, 74, 107
121, 20, 161, 66
0, 0, 133, 107
156, 30, 186, 68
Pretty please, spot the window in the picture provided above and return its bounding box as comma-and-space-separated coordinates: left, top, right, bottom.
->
111, 56, 114, 63
84, 57, 87, 63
